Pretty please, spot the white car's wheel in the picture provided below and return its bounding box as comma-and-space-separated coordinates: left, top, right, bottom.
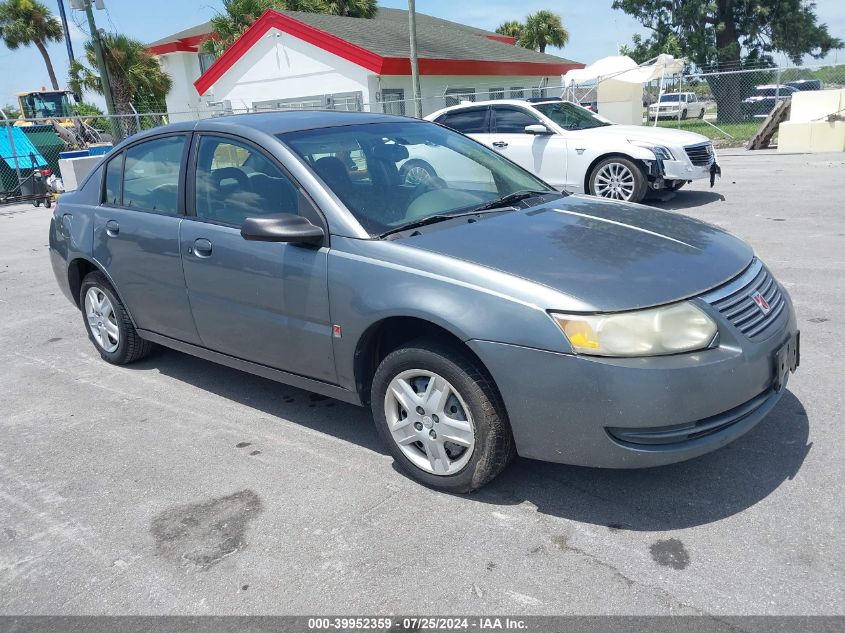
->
589, 157, 647, 203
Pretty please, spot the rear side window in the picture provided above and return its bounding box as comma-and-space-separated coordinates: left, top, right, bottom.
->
492, 106, 541, 134
103, 153, 123, 205
122, 135, 186, 214
435, 108, 489, 134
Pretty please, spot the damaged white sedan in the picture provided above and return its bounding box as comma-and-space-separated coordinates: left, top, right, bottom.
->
426, 99, 720, 203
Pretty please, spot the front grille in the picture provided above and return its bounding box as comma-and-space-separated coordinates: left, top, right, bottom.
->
606, 388, 772, 446
702, 259, 786, 340
684, 142, 714, 166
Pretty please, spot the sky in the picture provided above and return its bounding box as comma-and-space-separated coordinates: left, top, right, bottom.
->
1, 0, 844, 111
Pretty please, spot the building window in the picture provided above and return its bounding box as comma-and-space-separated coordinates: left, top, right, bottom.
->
510, 87, 525, 99
198, 52, 216, 74
445, 88, 475, 107
381, 89, 406, 116
488, 88, 505, 100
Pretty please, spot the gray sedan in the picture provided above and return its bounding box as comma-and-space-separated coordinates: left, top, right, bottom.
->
48, 111, 799, 492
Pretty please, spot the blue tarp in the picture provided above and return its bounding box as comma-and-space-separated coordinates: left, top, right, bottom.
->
0, 126, 48, 169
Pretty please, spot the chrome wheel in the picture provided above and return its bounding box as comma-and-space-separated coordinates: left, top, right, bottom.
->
384, 369, 476, 475
84, 287, 119, 353
594, 162, 636, 200
402, 165, 433, 186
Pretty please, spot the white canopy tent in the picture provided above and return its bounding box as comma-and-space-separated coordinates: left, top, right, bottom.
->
562, 54, 685, 125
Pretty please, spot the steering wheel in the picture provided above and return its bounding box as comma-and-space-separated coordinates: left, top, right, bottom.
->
211, 167, 250, 192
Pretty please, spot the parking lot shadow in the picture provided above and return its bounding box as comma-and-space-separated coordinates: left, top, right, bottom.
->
134, 349, 809, 531
471, 391, 811, 531
647, 189, 726, 211
132, 348, 383, 453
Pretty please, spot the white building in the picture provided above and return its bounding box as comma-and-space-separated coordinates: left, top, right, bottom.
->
147, 8, 582, 120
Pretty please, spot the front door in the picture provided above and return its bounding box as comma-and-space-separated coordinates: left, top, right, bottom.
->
485, 105, 568, 190
180, 134, 336, 382
92, 134, 201, 344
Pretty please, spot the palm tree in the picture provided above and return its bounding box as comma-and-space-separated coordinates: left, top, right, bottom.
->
200, 0, 376, 57
521, 10, 569, 54
495, 20, 524, 42
0, 0, 64, 90
69, 33, 172, 117
321, 0, 377, 18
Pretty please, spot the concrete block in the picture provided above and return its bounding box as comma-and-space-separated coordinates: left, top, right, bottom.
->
789, 89, 845, 123
58, 155, 102, 191
778, 120, 845, 153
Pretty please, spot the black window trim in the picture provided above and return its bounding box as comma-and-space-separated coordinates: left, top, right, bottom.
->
435, 105, 491, 134
99, 131, 191, 217
100, 150, 125, 208
185, 130, 329, 244
490, 105, 543, 134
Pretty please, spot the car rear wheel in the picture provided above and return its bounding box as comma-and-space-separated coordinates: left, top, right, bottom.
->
399, 159, 437, 186
371, 341, 514, 492
697, 108, 705, 119
681, 108, 688, 120
80, 271, 152, 365
589, 157, 647, 203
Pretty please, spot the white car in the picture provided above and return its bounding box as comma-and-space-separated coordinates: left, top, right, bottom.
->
648, 92, 707, 120
424, 99, 719, 203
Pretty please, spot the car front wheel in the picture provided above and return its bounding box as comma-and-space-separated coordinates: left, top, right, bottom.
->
371, 341, 514, 492
589, 157, 647, 202
80, 271, 152, 365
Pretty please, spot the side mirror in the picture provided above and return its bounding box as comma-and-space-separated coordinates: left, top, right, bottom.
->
241, 213, 324, 245
525, 124, 552, 136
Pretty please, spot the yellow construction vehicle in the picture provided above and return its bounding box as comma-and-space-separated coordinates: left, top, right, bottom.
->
15, 90, 76, 127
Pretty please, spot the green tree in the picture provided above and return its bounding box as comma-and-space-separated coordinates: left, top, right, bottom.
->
521, 10, 569, 53
495, 20, 524, 41
69, 33, 172, 117
200, 0, 376, 58
2, 102, 22, 119
0, 0, 64, 90
612, 0, 843, 121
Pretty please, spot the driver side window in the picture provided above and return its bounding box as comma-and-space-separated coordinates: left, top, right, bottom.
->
194, 136, 303, 227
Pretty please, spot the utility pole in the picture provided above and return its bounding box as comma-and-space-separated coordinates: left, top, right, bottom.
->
407, 0, 422, 118
56, 1, 75, 65
79, 0, 121, 139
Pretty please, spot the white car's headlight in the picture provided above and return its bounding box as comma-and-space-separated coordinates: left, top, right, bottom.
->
551, 302, 717, 357
629, 140, 674, 160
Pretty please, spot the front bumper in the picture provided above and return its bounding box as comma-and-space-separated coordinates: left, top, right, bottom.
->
468, 291, 798, 468
661, 157, 714, 182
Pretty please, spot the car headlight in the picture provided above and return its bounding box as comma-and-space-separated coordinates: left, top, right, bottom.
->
551, 302, 717, 357
629, 140, 674, 160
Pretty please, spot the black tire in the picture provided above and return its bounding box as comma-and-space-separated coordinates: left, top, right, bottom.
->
371, 341, 514, 493
45, 198, 52, 208
697, 108, 705, 119
399, 159, 437, 186
681, 108, 688, 120
79, 271, 152, 365
588, 156, 648, 203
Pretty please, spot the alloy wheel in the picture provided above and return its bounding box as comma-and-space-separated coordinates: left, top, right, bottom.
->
403, 165, 433, 186
384, 369, 476, 475
84, 287, 119, 353
594, 162, 636, 200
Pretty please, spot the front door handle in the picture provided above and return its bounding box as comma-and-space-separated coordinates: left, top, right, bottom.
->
191, 238, 213, 258
492, 141, 508, 148
105, 220, 119, 236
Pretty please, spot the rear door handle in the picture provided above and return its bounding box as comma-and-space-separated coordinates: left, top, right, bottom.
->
191, 238, 213, 258
492, 141, 508, 148
105, 220, 119, 236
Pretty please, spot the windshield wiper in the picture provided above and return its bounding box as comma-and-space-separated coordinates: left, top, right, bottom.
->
469, 189, 560, 213
378, 208, 515, 239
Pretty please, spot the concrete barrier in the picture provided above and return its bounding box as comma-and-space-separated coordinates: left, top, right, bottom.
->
58, 155, 103, 191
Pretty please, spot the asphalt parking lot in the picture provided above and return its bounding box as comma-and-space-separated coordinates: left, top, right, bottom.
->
1, 150, 843, 616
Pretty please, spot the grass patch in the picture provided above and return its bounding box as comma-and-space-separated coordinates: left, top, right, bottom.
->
652, 119, 760, 145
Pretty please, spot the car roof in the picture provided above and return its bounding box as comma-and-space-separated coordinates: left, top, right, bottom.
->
112, 110, 416, 147
431, 99, 563, 116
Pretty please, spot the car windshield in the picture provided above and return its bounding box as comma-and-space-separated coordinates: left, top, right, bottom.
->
279, 121, 554, 236
658, 94, 684, 102
531, 101, 612, 130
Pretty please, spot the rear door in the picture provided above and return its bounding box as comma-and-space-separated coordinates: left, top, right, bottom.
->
92, 134, 201, 344
179, 133, 335, 382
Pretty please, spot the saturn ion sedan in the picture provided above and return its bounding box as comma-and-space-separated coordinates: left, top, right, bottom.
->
49, 111, 799, 492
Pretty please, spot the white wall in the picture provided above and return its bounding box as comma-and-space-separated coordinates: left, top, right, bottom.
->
158, 52, 206, 121
206, 29, 373, 111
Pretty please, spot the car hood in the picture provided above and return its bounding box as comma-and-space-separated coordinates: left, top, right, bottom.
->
401, 195, 753, 312
570, 124, 710, 148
